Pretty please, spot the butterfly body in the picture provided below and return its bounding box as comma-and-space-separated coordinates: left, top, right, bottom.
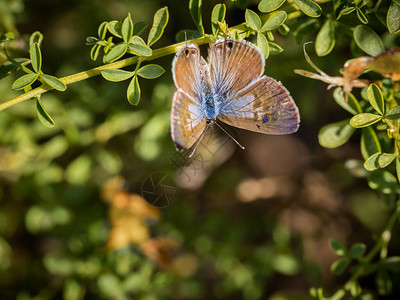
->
171, 38, 300, 153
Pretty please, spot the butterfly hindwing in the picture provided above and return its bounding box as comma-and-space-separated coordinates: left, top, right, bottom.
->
208, 39, 265, 97
171, 89, 206, 151
218, 76, 300, 134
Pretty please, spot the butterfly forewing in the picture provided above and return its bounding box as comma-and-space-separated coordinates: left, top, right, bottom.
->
208, 39, 265, 97
171, 89, 206, 151
172, 44, 205, 100
218, 76, 299, 134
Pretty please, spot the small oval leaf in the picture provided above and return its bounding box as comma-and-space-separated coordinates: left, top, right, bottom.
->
268, 42, 284, 54
128, 37, 152, 56
361, 127, 381, 160
385, 106, 400, 120
30, 43, 42, 73
319, 119, 355, 148
331, 257, 350, 275
127, 75, 141, 105
245, 9, 261, 30
29, 31, 43, 47
367, 83, 385, 115
211, 4, 226, 35
121, 13, 134, 43
356, 8, 368, 24
330, 238, 348, 256
133, 21, 148, 36
136, 64, 165, 79
148, 7, 169, 46
293, 0, 322, 18
261, 11, 287, 31
98, 21, 108, 39
258, 0, 286, 12
364, 153, 396, 171
350, 113, 381, 128
354, 25, 385, 56
12, 73, 38, 90
107, 21, 122, 38
40, 74, 67, 91
368, 170, 400, 194
256, 32, 269, 59
387, 1, 400, 34
189, 0, 204, 35
36, 97, 55, 128
333, 88, 362, 115
315, 19, 335, 56
104, 43, 127, 63
90, 44, 101, 61
101, 69, 134, 82
349, 243, 366, 259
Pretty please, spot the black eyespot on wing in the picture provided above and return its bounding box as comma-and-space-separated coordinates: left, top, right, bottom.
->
184, 49, 190, 57
262, 113, 270, 124
256, 124, 261, 129
226, 41, 233, 50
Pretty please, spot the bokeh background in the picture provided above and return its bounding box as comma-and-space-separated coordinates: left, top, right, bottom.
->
0, 0, 399, 299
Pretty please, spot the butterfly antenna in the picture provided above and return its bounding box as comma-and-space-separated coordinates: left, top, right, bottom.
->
188, 122, 212, 158
184, 31, 188, 45
214, 122, 245, 150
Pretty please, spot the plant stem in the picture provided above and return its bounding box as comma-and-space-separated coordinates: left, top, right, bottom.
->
0, 35, 213, 112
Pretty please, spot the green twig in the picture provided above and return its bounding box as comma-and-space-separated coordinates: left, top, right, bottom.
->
0, 35, 212, 112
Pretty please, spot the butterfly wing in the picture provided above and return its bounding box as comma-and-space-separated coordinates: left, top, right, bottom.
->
208, 39, 265, 97
172, 43, 205, 100
218, 76, 300, 134
171, 89, 206, 151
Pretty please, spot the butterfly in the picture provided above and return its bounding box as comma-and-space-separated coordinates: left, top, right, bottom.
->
171, 38, 300, 157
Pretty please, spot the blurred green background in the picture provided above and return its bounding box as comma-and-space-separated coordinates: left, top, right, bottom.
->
1, 0, 399, 299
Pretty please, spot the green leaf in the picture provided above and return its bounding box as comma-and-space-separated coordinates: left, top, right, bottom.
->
364, 153, 396, 171
98, 21, 108, 39
101, 69, 134, 82
397, 156, 400, 183
385, 106, 400, 120
104, 43, 127, 63
315, 19, 335, 56
278, 23, 290, 35
367, 83, 385, 115
387, 1, 400, 34
256, 32, 269, 59
333, 88, 362, 115
361, 127, 381, 160
129, 36, 153, 56
356, 8, 368, 24
30, 31, 43, 47
258, 0, 286, 12
331, 257, 350, 275
30, 43, 42, 73
40, 74, 67, 91
136, 64, 165, 79
147, 7, 169, 46
133, 21, 148, 36
0, 58, 29, 80
268, 42, 284, 55
175, 30, 197, 42
86, 36, 99, 45
12, 73, 38, 90
368, 170, 400, 194
211, 4, 226, 35
90, 44, 101, 61
353, 25, 385, 56
350, 243, 366, 259
245, 9, 261, 30
319, 119, 355, 148
127, 75, 140, 105
121, 13, 134, 43
293, 0, 322, 18
350, 113, 381, 128
330, 238, 347, 256
189, 0, 204, 35
36, 97, 55, 128
107, 20, 122, 38
376, 270, 392, 295
260, 11, 287, 31
380, 256, 400, 272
